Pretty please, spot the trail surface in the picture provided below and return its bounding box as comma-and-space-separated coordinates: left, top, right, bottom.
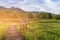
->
5, 25, 23, 40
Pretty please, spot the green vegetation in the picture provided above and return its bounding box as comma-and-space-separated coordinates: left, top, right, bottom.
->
0, 24, 8, 40
0, 7, 60, 40
22, 20, 60, 40
16, 12, 60, 40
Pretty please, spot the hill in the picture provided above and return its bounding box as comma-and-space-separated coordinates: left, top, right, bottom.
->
0, 6, 29, 24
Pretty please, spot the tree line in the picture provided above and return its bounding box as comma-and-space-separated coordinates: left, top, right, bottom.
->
27, 12, 60, 20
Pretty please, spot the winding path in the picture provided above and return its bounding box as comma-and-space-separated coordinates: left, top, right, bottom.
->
5, 25, 23, 40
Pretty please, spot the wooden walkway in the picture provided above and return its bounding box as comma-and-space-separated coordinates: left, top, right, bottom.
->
5, 25, 23, 40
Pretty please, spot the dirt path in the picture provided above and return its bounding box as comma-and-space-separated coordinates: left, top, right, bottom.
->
5, 25, 23, 40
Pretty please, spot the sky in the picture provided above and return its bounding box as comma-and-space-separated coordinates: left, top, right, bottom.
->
0, 0, 60, 14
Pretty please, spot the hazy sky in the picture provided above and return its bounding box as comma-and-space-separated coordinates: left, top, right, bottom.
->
0, 0, 60, 13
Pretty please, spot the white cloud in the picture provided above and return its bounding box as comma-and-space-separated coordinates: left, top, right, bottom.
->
0, 0, 60, 14
16, 0, 60, 13
41, 0, 60, 13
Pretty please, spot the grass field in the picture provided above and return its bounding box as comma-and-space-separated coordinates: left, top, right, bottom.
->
0, 24, 8, 40
0, 19, 60, 40
17, 19, 60, 40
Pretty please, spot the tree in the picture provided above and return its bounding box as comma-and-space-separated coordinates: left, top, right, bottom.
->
28, 14, 34, 19
35, 12, 53, 19
54, 15, 60, 20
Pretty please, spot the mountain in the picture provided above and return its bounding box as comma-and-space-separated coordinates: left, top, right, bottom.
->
8, 7, 25, 12
0, 6, 25, 13
0, 6, 28, 21
0, 6, 7, 10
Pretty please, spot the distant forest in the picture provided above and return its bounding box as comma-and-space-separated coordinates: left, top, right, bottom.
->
27, 12, 60, 20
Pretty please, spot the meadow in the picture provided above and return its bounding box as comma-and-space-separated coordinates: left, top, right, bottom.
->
0, 19, 60, 40
0, 24, 8, 40
17, 19, 60, 40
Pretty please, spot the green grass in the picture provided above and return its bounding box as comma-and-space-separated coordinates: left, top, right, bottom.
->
0, 24, 8, 40
0, 19, 60, 40
20, 19, 60, 40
